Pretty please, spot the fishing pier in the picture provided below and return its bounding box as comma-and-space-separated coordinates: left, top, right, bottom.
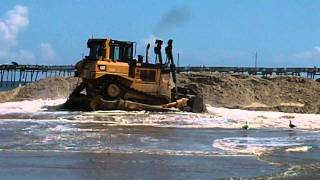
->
177, 66, 320, 79
0, 64, 74, 88
1, 64, 320, 88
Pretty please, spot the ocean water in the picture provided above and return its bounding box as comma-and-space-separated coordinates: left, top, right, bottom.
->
0, 81, 28, 91
0, 99, 319, 179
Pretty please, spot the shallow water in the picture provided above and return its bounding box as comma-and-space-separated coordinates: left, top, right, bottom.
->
0, 99, 319, 179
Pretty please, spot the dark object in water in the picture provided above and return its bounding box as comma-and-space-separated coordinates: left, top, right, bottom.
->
289, 120, 296, 128
242, 121, 249, 130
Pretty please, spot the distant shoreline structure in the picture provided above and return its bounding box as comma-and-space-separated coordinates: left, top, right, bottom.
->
0, 81, 27, 91
1, 64, 320, 91
178, 66, 320, 79
0, 64, 74, 91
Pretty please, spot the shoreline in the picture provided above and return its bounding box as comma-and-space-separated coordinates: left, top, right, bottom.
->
0, 98, 319, 130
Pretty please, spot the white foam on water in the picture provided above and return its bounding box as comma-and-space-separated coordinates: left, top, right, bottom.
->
76, 109, 320, 130
0, 99, 66, 114
47, 124, 97, 132
213, 137, 303, 156
1, 100, 320, 130
206, 105, 320, 130
213, 133, 320, 156
79, 111, 221, 128
285, 146, 312, 152
78, 105, 320, 130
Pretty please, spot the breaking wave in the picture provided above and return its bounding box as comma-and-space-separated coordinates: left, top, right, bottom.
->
213, 134, 319, 156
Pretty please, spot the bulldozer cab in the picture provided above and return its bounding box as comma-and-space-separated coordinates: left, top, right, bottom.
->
86, 39, 134, 62
82, 38, 166, 85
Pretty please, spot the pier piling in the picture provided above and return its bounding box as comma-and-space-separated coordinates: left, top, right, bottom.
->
0, 64, 74, 88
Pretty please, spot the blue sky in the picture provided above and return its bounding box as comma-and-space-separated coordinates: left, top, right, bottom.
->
1, 0, 320, 67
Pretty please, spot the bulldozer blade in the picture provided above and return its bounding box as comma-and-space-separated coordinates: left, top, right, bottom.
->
190, 95, 204, 113
53, 94, 91, 111
90, 96, 178, 112
44, 94, 91, 111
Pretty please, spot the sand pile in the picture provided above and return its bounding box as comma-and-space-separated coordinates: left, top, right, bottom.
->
1, 72, 320, 113
177, 72, 320, 114
0, 77, 80, 103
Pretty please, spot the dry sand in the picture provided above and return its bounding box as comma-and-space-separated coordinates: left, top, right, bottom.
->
178, 72, 320, 114
0, 77, 79, 103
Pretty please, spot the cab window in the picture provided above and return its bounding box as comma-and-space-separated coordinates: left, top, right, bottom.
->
88, 43, 104, 59
110, 45, 121, 60
114, 46, 120, 60
110, 43, 133, 61
125, 46, 132, 60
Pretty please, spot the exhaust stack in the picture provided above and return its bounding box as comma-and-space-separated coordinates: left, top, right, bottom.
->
154, 40, 163, 64
165, 39, 178, 94
145, 43, 150, 63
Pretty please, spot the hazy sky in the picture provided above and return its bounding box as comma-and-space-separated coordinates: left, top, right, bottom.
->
1, 0, 320, 67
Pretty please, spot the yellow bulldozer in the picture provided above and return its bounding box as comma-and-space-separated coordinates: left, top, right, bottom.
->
62, 38, 203, 112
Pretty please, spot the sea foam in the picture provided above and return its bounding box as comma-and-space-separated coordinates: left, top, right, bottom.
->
0, 99, 66, 114
0, 100, 320, 130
